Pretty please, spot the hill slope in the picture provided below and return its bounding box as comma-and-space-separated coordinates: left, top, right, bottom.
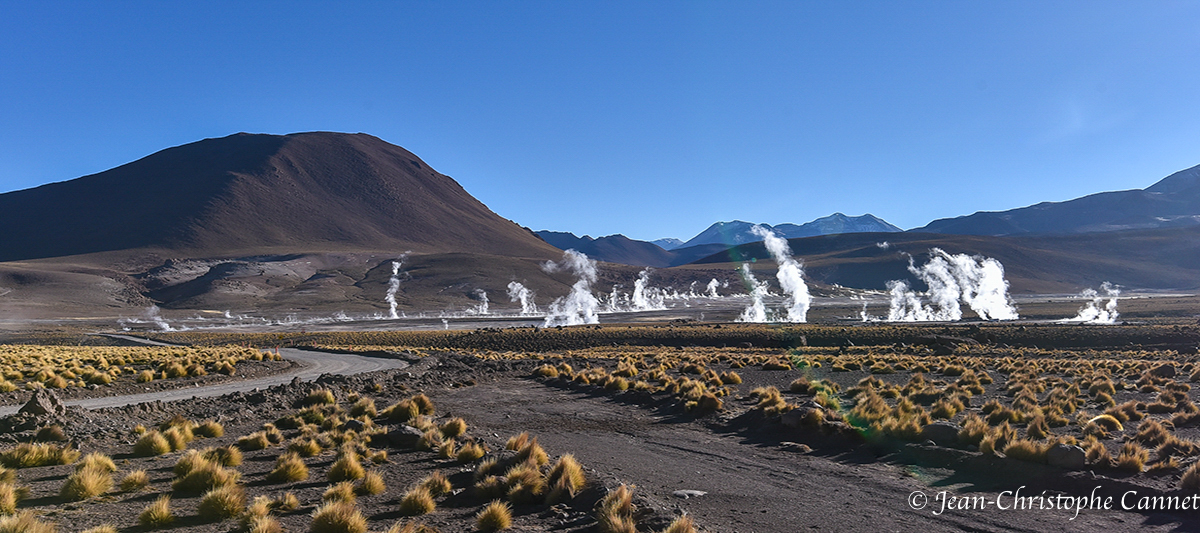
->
914, 163, 1200, 236
534, 231, 676, 267
688, 226, 1200, 293
0, 132, 559, 261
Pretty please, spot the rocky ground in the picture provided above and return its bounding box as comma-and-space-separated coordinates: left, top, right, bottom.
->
2, 340, 1200, 532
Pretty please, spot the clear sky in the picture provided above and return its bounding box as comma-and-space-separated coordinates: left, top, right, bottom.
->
2, 1, 1198, 242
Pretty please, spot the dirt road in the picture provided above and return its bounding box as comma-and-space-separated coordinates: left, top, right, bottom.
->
0, 335, 408, 416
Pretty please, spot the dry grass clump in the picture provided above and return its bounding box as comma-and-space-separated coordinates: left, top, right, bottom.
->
534, 365, 559, 378
195, 420, 225, 438
267, 452, 309, 483
0, 483, 24, 514
0, 512, 56, 533
324, 482, 357, 504
419, 471, 452, 497
0, 443, 80, 468
59, 465, 112, 501
80, 526, 117, 533
398, 486, 436, 516
198, 484, 246, 521
1181, 460, 1200, 491
1116, 442, 1150, 472
76, 452, 116, 473
475, 500, 513, 532
172, 462, 240, 495
515, 438, 550, 467
328, 454, 365, 482
661, 515, 698, 533
139, 495, 175, 528
238, 432, 273, 451
349, 398, 377, 418
411, 394, 435, 415
289, 438, 324, 458
303, 389, 337, 406
356, 471, 386, 496
1002, 439, 1048, 463
440, 417, 468, 438
133, 431, 172, 457
382, 400, 420, 424
120, 470, 151, 492
310, 501, 367, 533
546, 453, 586, 503
596, 484, 636, 533
457, 441, 487, 463
203, 445, 243, 467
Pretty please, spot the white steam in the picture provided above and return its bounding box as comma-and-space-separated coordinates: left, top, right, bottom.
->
1063, 282, 1120, 324
466, 289, 489, 315
886, 248, 1018, 321
507, 281, 537, 315
737, 264, 769, 323
706, 278, 724, 298
631, 268, 666, 311
385, 252, 411, 319
542, 250, 601, 326
750, 225, 811, 322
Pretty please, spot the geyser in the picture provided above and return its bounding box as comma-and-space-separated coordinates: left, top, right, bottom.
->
385, 253, 410, 319
542, 250, 601, 326
506, 281, 537, 315
631, 268, 666, 311
886, 248, 1018, 322
1063, 282, 1120, 324
751, 225, 811, 322
737, 264, 769, 323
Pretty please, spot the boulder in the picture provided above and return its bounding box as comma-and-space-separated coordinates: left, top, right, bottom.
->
18, 389, 65, 417
920, 421, 962, 446
780, 407, 824, 429
1149, 364, 1176, 378
385, 425, 424, 449
341, 419, 366, 432
1046, 444, 1087, 470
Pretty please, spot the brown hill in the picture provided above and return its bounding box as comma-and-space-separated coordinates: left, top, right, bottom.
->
0, 132, 559, 261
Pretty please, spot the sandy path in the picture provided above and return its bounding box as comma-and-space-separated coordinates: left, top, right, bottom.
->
0, 335, 408, 416
435, 379, 1192, 533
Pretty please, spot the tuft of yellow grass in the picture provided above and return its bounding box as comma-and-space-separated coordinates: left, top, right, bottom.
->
398, 486, 436, 516
138, 495, 174, 528
475, 500, 512, 532
310, 501, 367, 533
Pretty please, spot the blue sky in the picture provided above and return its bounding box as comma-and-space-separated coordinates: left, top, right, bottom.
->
1, 1, 1198, 242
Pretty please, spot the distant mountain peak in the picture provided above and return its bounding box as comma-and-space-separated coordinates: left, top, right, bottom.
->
679, 213, 901, 248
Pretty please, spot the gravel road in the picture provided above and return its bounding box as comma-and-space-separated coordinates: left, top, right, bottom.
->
0, 335, 408, 416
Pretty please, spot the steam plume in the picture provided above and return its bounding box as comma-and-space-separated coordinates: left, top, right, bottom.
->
737, 264, 769, 323
706, 278, 724, 298
750, 225, 811, 322
542, 250, 600, 326
886, 248, 1018, 321
385, 252, 410, 319
507, 281, 537, 315
1063, 282, 1120, 324
631, 268, 666, 311
467, 289, 489, 315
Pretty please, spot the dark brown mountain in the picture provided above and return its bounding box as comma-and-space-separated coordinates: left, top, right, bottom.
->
534, 231, 676, 267
0, 132, 559, 261
913, 163, 1200, 235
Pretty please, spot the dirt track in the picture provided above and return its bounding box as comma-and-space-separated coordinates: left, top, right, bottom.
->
435, 379, 1199, 532
0, 335, 408, 416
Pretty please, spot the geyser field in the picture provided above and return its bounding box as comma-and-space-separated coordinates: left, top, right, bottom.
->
1, 239, 1199, 533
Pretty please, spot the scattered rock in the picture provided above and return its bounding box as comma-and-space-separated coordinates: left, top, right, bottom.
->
780, 407, 823, 429
19, 389, 66, 417
385, 425, 424, 448
1046, 444, 1087, 470
1149, 364, 1176, 378
341, 419, 366, 432
672, 490, 707, 499
780, 442, 812, 454
920, 421, 962, 446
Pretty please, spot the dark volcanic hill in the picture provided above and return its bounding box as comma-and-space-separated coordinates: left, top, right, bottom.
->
0, 132, 559, 261
534, 231, 676, 267
913, 163, 1200, 236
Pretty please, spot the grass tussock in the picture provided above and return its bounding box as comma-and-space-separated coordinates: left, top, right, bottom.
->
0, 512, 56, 533
59, 466, 112, 501
1181, 460, 1200, 492
356, 471, 385, 496
0, 483, 24, 514
398, 486, 436, 516
266, 452, 309, 483
662, 515, 698, 533
596, 484, 636, 533
138, 495, 174, 528
197, 484, 246, 521
328, 454, 365, 482
80, 526, 117, 533
420, 471, 452, 497
457, 442, 486, 463
120, 470, 151, 492
133, 431, 171, 457
310, 501, 367, 533
475, 500, 513, 532
194, 420, 225, 438
203, 445, 243, 467
76, 452, 116, 473
172, 463, 240, 495
440, 417, 467, 438
323, 482, 357, 504
0, 443, 80, 468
